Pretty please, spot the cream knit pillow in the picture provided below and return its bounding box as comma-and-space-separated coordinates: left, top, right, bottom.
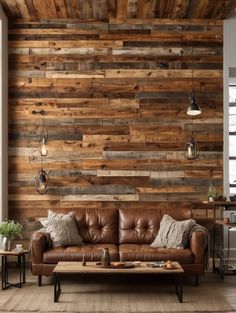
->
151, 214, 196, 249
40, 210, 84, 247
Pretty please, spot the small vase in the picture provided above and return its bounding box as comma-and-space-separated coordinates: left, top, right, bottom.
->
2, 236, 11, 251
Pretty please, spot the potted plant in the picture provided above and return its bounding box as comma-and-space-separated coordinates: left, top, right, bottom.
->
0, 220, 23, 251
207, 182, 218, 202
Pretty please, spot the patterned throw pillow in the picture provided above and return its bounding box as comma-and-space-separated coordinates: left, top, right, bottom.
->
151, 214, 196, 249
40, 210, 84, 247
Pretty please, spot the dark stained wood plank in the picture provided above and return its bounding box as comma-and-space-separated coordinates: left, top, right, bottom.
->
6, 18, 223, 241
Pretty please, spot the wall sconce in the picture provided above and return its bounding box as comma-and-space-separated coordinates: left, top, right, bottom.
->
32, 109, 49, 194
187, 47, 201, 116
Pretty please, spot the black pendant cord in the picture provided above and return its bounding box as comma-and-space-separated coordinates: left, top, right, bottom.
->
191, 46, 194, 94
41, 111, 48, 139
191, 118, 194, 137
40, 152, 43, 171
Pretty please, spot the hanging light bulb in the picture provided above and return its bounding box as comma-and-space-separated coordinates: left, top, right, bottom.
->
187, 47, 201, 116
36, 169, 48, 194
39, 112, 48, 156
32, 109, 49, 194
40, 137, 48, 156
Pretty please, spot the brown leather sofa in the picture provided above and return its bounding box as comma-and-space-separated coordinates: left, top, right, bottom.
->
31, 207, 207, 286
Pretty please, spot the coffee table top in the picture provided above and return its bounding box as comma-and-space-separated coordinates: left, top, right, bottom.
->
53, 261, 184, 274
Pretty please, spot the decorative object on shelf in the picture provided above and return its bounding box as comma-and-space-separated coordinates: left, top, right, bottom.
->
207, 181, 218, 202
0, 220, 23, 251
185, 120, 199, 160
101, 247, 110, 267
32, 109, 49, 194
187, 47, 201, 116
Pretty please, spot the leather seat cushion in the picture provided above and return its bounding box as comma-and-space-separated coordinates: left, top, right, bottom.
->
119, 244, 194, 264
43, 244, 119, 264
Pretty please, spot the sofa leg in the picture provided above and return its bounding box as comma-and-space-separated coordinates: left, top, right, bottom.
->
194, 275, 199, 286
38, 275, 42, 286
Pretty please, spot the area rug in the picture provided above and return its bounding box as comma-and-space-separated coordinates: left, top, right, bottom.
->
0, 275, 233, 313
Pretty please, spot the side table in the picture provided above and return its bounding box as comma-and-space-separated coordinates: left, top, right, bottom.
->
0, 249, 29, 290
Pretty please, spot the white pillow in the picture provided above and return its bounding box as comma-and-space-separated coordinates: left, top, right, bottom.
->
151, 214, 196, 249
40, 210, 84, 247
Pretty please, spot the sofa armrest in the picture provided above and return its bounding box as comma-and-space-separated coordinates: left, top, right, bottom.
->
189, 230, 207, 264
31, 231, 48, 264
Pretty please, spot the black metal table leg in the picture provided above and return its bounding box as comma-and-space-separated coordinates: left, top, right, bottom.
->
175, 273, 183, 303
2, 255, 6, 290
18, 255, 22, 288
1, 252, 28, 290
54, 273, 61, 303
22, 254, 26, 284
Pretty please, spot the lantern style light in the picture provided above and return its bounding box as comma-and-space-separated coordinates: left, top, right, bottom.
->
36, 169, 48, 194
32, 109, 49, 194
185, 136, 199, 160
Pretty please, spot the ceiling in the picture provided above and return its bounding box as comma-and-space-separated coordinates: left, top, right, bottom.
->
1, 0, 236, 20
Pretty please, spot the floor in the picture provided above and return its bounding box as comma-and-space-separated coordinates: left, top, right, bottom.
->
0, 269, 236, 313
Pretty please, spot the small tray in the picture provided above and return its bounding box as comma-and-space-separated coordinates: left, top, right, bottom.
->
96, 262, 134, 269
147, 261, 166, 268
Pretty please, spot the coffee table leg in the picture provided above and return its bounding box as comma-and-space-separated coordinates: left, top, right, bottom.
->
175, 273, 183, 303
54, 273, 61, 303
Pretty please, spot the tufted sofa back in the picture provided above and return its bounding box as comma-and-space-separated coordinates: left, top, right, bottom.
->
73, 207, 192, 245
119, 208, 192, 244
74, 208, 118, 244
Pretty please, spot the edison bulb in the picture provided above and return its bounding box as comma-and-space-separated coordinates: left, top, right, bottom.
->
40, 137, 48, 156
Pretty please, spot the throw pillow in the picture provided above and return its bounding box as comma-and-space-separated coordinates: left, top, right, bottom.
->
151, 214, 196, 249
40, 210, 84, 247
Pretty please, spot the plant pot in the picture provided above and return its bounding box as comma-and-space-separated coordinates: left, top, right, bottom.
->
2, 236, 12, 251
208, 196, 214, 202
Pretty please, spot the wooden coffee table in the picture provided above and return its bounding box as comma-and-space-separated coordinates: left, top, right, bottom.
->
53, 261, 184, 303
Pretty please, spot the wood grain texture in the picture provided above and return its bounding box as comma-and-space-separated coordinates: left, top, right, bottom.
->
7, 18, 223, 240
1, 0, 236, 19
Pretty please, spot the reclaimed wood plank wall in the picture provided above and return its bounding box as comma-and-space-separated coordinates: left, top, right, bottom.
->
8, 18, 223, 239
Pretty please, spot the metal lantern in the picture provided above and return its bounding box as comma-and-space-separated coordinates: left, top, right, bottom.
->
185, 136, 199, 160
36, 169, 48, 194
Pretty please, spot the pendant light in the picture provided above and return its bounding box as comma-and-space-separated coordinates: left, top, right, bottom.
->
32, 109, 49, 194
187, 47, 201, 116
39, 111, 48, 156
185, 120, 199, 160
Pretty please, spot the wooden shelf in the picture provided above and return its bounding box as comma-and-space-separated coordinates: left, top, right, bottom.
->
202, 201, 236, 206
215, 219, 236, 227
